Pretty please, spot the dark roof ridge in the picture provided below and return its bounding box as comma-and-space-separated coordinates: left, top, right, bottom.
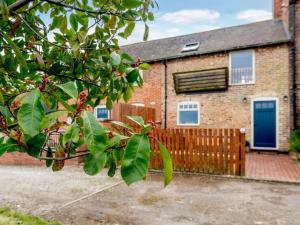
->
121, 19, 276, 47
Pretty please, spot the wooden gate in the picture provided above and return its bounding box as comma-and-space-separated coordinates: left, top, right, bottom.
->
150, 128, 245, 176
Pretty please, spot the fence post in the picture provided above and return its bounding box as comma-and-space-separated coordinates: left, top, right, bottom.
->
239, 129, 246, 176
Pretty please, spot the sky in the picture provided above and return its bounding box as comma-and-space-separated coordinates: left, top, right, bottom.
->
120, 0, 273, 45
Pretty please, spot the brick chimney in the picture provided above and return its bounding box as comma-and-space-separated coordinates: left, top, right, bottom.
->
273, 0, 290, 25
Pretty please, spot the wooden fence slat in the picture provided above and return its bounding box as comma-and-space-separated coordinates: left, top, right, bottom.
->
219, 129, 223, 174
229, 129, 234, 175
175, 129, 180, 171
198, 129, 203, 173
171, 128, 175, 170
184, 129, 189, 172
194, 129, 199, 172
180, 129, 184, 171
189, 129, 194, 172
203, 129, 208, 173
240, 131, 246, 176
224, 129, 229, 174
166, 128, 171, 169
235, 129, 240, 176
213, 129, 218, 173
208, 129, 213, 173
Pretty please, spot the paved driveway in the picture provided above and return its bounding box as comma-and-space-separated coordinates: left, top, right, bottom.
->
0, 165, 300, 225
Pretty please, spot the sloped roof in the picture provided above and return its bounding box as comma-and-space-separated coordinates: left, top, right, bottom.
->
121, 20, 290, 63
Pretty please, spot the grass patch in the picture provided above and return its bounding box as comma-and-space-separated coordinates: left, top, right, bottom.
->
0, 208, 61, 225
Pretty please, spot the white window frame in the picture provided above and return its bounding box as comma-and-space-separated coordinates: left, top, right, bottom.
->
181, 42, 200, 52
132, 103, 145, 107
229, 49, 255, 86
94, 105, 110, 121
177, 101, 200, 126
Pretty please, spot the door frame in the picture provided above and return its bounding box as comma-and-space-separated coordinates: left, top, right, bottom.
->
251, 97, 279, 150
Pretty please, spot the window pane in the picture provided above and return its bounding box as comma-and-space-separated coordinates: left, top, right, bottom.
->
231, 51, 253, 84
97, 108, 108, 120
231, 51, 253, 69
179, 111, 198, 124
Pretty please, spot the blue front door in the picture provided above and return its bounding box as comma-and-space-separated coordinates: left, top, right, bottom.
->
253, 100, 276, 148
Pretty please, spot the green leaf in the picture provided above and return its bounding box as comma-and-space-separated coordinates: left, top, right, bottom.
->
84, 151, 107, 175
40, 111, 65, 130
123, 87, 132, 102
46, 146, 53, 167
0, 144, 6, 156
141, 124, 152, 135
50, 16, 62, 30
52, 145, 65, 171
2, 32, 28, 71
0, 138, 26, 153
70, 14, 78, 31
143, 24, 149, 41
139, 63, 150, 70
26, 133, 46, 158
60, 16, 67, 33
121, 134, 150, 185
126, 69, 139, 83
0, 106, 12, 121
126, 115, 144, 126
17, 89, 44, 137
110, 52, 121, 66
83, 111, 108, 155
106, 97, 113, 110
124, 22, 135, 38
121, 52, 135, 63
107, 152, 116, 177
148, 12, 154, 21
0, 0, 9, 20
122, 0, 143, 8
108, 15, 117, 28
57, 81, 78, 99
157, 141, 173, 187
0, 92, 4, 106
63, 123, 80, 147
111, 121, 133, 131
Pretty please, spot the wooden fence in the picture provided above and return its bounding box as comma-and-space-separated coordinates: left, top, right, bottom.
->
118, 103, 156, 130
150, 128, 245, 176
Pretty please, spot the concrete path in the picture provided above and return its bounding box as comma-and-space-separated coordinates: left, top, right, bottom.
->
0, 165, 300, 225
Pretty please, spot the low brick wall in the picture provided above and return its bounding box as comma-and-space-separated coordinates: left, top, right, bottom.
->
0, 152, 79, 166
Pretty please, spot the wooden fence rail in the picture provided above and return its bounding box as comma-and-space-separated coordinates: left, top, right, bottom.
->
150, 128, 245, 176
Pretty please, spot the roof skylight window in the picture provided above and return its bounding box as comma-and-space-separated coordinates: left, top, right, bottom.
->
181, 42, 200, 52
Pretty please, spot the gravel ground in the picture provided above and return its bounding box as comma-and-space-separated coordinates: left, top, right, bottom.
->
0, 165, 300, 225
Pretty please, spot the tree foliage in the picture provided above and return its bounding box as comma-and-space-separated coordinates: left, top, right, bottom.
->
0, 0, 172, 186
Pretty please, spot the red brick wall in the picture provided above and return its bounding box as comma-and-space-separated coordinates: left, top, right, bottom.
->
126, 63, 163, 124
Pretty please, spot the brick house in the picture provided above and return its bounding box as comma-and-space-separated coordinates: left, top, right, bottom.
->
112, 0, 300, 152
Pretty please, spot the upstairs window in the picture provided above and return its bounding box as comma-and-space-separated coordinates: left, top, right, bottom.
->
230, 50, 255, 85
94, 105, 110, 121
181, 42, 200, 52
177, 102, 200, 126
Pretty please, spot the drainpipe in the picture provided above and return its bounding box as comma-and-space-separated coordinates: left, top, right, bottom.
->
163, 60, 168, 128
289, 0, 297, 129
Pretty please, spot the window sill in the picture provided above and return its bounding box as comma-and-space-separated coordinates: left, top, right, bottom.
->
177, 123, 200, 127
229, 82, 255, 86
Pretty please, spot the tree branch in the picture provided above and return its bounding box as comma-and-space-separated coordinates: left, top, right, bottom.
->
42, 0, 112, 15
8, 0, 33, 11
